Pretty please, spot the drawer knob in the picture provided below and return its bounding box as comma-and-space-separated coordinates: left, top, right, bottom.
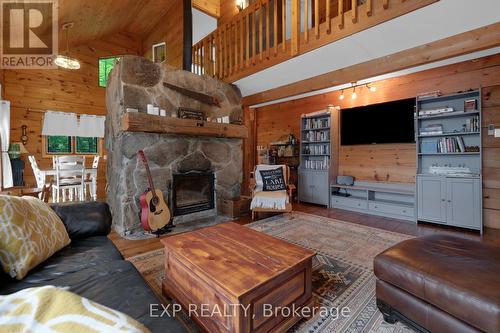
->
403, 210, 407, 213
374, 205, 378, 208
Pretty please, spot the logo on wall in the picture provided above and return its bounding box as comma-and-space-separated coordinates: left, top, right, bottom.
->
1, 0, 58, 69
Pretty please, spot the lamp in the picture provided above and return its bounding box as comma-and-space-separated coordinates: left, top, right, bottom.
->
8, 142, 29, 160
339, 90, 345, 100
236, 0, 246, 11
351, 86, 357, 100
54, 22, 81, 70
366, 83, 377, 92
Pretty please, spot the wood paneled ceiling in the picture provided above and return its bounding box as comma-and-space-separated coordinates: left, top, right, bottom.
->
58, 0, 178, 46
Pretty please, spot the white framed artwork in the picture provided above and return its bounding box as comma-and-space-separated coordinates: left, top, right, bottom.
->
152, 42, 166, 63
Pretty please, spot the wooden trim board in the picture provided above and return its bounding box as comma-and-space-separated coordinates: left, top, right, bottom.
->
122, 112, 249, 139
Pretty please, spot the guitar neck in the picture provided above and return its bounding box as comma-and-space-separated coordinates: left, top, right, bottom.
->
139, 151, 158, 198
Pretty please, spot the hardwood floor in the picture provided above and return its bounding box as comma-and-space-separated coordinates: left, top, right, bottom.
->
109, 203, 500, 258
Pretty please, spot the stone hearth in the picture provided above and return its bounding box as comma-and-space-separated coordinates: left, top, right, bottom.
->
105, 56, 243, 235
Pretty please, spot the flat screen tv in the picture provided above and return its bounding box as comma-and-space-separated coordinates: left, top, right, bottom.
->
341, 98, 416, 145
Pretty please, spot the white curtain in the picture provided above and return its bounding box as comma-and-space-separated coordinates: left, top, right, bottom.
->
42, 111, 79, 136
78, 114, 105, 138
0, 101, 13, 188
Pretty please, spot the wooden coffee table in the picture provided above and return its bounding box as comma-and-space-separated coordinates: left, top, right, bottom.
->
161, 222, 315, 333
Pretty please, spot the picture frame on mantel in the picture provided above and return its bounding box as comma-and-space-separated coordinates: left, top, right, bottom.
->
152, 42, 166, 63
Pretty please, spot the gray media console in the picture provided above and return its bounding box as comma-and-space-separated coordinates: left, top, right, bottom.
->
330, 181, 415, 222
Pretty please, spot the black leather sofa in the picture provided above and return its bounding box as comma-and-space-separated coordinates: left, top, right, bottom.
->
0, 202, 187, 333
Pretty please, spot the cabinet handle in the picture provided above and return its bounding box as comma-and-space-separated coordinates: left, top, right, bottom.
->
448, 200, 451, 203
403, 210, 407, 213
441, 199, 445, 202
374, 205, 378, 208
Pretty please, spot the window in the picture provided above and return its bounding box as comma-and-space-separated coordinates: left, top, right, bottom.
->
98, 56, 120, 87
47, 136, 72, 154
45, 136, 100, 156
76, 137, 98, 154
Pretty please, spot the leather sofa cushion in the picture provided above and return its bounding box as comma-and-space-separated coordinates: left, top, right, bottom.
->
0, 237, 123, 293
50, 202, 112, 240
374, 235, 500, 333
49, 260, 187, 333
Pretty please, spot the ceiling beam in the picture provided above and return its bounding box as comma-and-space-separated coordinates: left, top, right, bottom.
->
242, 22, 500, 106
193, 0, 221, 18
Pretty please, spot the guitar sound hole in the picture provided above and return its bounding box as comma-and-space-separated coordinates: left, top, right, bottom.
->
150, 198, 159, 212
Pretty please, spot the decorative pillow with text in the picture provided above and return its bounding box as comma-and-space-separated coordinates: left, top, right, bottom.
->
259, 167, 286, 191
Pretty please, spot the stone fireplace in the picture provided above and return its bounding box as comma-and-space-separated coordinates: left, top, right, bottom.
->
105, 56, 244, 235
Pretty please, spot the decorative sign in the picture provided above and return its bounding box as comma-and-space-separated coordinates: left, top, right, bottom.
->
259, 168, 286, 191
177, 108, 205, 120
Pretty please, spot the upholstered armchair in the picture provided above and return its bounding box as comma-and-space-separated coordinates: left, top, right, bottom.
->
249, 164, 295, 220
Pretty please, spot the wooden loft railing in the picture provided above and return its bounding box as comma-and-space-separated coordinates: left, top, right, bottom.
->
192, 0, 438, 82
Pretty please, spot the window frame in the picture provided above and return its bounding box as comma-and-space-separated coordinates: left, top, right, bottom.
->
43, 136, 103, 158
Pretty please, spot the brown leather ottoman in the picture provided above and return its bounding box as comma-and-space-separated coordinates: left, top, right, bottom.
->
374, 235, 500, 333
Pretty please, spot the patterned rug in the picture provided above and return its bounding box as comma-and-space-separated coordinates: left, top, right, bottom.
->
127, 212, 415, 333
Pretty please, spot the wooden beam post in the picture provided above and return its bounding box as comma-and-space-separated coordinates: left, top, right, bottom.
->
182, 0, 192, 71
291, 0, 300, 56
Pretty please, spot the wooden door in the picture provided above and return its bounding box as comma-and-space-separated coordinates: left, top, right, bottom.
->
417, 176, 446, 223
446, 177, 481, 230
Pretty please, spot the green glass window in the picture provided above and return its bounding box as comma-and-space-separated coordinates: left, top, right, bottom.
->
98, 56, 120, 87
47, 136, 72, 154
76, 137, 98, 154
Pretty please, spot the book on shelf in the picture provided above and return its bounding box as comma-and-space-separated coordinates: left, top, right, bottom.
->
465, 116, 480, 132
304, 117, 330, 130
421, 136, 468, 154
303, 156, 329, 170
419, 123, 443, 135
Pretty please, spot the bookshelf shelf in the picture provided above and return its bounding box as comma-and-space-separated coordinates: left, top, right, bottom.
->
417, 110, 479, 120
418, 131, 480, 138
301, 127, 330, 131
418, 152, 480, 156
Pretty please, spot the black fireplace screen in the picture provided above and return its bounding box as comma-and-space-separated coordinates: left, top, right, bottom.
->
172, 171, 215, 216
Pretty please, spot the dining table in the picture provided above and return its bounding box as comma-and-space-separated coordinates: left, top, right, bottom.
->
39, 167, 98, 201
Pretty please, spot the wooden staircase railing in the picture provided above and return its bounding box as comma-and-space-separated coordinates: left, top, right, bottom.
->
192, 0, 438, 83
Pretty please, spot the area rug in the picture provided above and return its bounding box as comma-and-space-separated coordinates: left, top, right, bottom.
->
127, 212, 414, 333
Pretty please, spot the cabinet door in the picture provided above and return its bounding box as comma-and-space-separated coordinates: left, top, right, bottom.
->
417, 176, 446, 223
312, 172, 329, 206
298, 172, 311, 202
446, 178, 481, 229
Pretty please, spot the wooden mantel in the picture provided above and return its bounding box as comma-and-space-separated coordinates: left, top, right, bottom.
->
122, 112, 248, 139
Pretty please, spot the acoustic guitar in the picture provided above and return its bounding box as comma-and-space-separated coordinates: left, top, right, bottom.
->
138, 150, 171, 232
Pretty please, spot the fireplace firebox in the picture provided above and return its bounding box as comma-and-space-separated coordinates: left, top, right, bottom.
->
172, 171, 215, 216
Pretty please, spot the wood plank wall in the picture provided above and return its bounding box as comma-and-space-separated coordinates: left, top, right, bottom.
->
251, 53, 500, 229
142, 1, 185, 69
4, 32, 141, 200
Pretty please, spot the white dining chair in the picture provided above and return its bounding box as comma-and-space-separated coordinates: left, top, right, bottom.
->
53, 156, 86, 202
84, 156, 99, 201
28, 155, 45, 189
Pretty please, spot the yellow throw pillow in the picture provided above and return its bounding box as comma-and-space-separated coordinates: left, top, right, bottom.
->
0, 286, 150, 333
0, 195, 71, 279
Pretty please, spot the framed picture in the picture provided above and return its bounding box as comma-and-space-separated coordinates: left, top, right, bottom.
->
177, 108, 205, 120
152, 42, 166, 63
